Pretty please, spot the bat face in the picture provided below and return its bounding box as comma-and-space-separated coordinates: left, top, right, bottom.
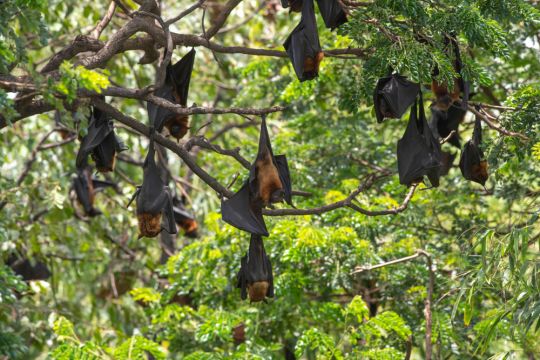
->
132, 140, 177, 238
76, 106, 127, 172
237, 235, 274, 302
148, 49, 196, 141
397, 94, 443, 186
374, 74, 420, 123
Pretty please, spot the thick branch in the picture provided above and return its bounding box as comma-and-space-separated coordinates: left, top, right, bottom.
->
468, 105, 529, 141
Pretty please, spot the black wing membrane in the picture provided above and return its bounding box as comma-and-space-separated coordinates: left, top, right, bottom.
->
274, 155, 293, 206
236, 234, 274, 302
221, 183, 269, 236
374, 74, 420, 123
76, 106, 127, 172
459, 116, 488, 185
397, 92, 443, 187
147, 49, 196, 131
73, 167, 101, 217
315, 0, 347, 30
284, 0, 323, 82
429, 105, 463, 149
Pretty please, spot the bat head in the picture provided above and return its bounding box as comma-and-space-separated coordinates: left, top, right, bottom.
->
164, 115, 189, 141
248, 281, 270, 303
137, 212, 163, 238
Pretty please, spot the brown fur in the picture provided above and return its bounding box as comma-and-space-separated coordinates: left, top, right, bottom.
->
248, 281, 269, 302
84, 169, 95, 205
164, 115, 189, 141
179, 219, 198, 237
431, 78, 461, 111
303, 51, 324, 75
232, 324, 246, 345
137, 213, 162, 238
471, 160, 488, 184
256, 152, 283, 206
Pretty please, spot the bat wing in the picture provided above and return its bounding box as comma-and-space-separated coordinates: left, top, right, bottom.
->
245, 235, 272, 283
76, 118, 113, 169
137, 142, 167, 214
397, 97, 442, 186
384, 75, 420, 119
147, 85, 176, 131
221, 183, 269, 236
92, 178, 117, 190
170, 48, 196, 107
315, 0, 347, 30
373, 76, 391, 123
161, 191, 178, 234
274, 154, 293, 206
237, 254, 249, 300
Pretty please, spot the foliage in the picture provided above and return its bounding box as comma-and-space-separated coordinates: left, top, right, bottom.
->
0, 0, 539, 359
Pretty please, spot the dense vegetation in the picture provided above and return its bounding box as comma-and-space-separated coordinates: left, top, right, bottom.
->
1, 0, 539, 359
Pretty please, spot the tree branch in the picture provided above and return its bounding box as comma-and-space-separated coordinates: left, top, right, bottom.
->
90, 2, 117, 39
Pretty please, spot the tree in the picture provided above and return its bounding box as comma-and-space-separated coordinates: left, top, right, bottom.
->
1, 0, 539, 358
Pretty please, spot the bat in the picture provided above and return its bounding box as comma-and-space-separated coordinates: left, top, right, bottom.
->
431, 35, 470, 112
397, 91, 443, 187
284, 0, 324, 82
236, 234, 274, 302
459, 116, 488, 185
6, 255, 50, 281
72, 164, 117, 217
147, 49, 196, 141
172, 196, 199, 238
221, 117, 292, 236
76, 105, 128, 172
315, 0, 347, 30
373, 73, 421, 123
128, 138, 177, 238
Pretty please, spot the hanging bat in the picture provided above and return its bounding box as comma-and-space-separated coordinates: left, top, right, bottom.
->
147, 49, 196, 142
373, 73, 421, 123
284, 0, 324, 81
397, 91, 443, 187
172, 196, 199, 238
221, 116, 292, 236
431, 35, 470, 112
6, 254, 50, 281
76, 105, 128, 173
459, 116, 488, 186
72, 164, 117, 217
128, 138, 177, 238
237, 234, 274, 302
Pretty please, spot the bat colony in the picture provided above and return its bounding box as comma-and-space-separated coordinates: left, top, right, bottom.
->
16, 0, 487, 301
